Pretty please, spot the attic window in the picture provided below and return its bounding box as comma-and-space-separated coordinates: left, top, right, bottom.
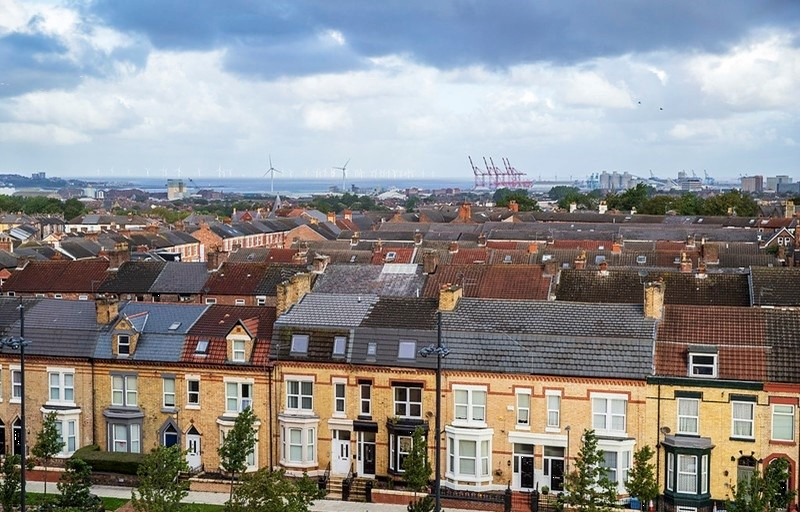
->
333, 336, 346, 357
117, 334, 130, 356
349, 255, 357, 263
598, 245, 605, 250
367, 342, 377, 357
503, 255, 512, 264
595, 255, 606, 265
688, 347, 718, 378
398, 340, 416, 360
291, 334, 309, 354
168, 322, 181, 331
385, 251, 397, 262
195, 340, 209, 354
542, 255, 553, 262
636, 255, 647, 265
697, 218, 704, 223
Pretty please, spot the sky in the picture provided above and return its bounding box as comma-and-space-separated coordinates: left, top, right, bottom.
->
0, 0, 799, 185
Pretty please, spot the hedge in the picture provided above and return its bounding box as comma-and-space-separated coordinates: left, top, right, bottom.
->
72, 444, 144, 475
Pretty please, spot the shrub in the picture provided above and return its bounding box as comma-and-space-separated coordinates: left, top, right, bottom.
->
71, 445, 144, 475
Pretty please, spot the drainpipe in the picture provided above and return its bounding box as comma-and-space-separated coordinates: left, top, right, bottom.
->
656, 382, 662, 512
90, 357, 97, 445
268, 363, 274, 470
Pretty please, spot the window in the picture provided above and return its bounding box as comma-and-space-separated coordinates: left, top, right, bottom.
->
281, 426, 315, 465
677, 398, 699, 435
677, 454, 698, 493
701, 455, 708, 494
454, 387, 487, 424
516, 391, 530, 426
334, 381, 346, 415
367, 342, 377, 357
390, 435, 413, 472
360, 382, 372, 416
732, 401, 755, 439
54, 293, 62, 299
286, 380, 313, 411
234, 299, 245, 306
394, 385, 422, 418
162, 377, 176, 408
11, 370, 21, 401
225, 381, 253, 413
447, 436, 491, 480
205, 298, 217, 305
187, 378, 200, 407
222, 425, 258, 469
333, 336, 346, 356
256, 296, 267, 306
55, 418, 78, 455
546, 391, 561, 428
110, 423, 141, 453
667, 453, 674, 491
195, 340, 209, 355
111, 375, 137, 407
117, 334, 130, 356
592, 395, 626, 433
48, 370, 75, 403
689, 353, 717, 378
602, 450, 630, 486
163, 423, 179, 447
398, 340, 416, 360
232, 340, 246, 362
291, 334, 309, 354
772, 404, 794, 441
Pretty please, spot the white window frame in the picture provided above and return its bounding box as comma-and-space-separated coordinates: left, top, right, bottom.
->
280, 423, 315, 467
111, 374, 137, 407
162, 376, 176, 409
688, 352, 717, 378
701, 454, 708, 494
445, 427, 493, 485
285, 377, 314, 413
47, 368, 75, 405
515, 389, 531, 427
332, 336, 346, 356
232, 339, 246, 362
677, 454, 698, 494
772, 404, 795, 441
49, 411, 80, 456
186, 376, 200, 409
117, 334, 130, 356
546, 390, 561, 430
333, 379, 346, 417
453, 385, 487, 426
667, 452, 674, 491
110, 422, 141, 453
360, 382, 372, 416
591, 393, 627, 435
11, 366, 21, 403
677, 398, 700, 435
220, 422, 259, 471
597, 438, 635, 494
397, 340, 417, 360
234, 298, 246, 306
291, 334, 309, 354
256, 296, 267, 306
393, 385, 423, 418
205, 297, 217, 305
225, 379, 254, 413
732, 400, 755, 439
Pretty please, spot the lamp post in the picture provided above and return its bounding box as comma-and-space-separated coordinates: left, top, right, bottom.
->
565, 425, 571, 477
419, 311, 450, 512
0, 301, 30, 512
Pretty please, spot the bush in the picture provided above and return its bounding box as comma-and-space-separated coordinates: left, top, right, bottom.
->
72, 445, 144, 475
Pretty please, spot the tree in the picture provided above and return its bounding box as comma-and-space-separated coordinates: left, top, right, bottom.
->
57, 458, 100, 510
625, 445, 658, 510
493, 188, 540, 211
224, 468, 325, 512
0, 455, 21, 512
218, 407, 258, 502
548, 186, 581, 201
131, 445, 189, 512
728, 458, 795, 512
32, 411, 65, 495
403, 426, 432, 493
562, 429, 617, 512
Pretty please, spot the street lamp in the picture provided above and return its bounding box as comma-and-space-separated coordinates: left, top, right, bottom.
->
565, 425, 571, 476
0, 301, 30, 512
419, 311, 450, 512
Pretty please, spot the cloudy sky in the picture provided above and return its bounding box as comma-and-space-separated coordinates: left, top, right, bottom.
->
0, 0, 798, 185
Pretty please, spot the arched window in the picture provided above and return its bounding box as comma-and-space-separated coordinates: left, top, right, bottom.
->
163, 424, 179, 447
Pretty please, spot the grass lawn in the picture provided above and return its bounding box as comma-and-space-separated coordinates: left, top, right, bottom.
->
26, 493, 129, 511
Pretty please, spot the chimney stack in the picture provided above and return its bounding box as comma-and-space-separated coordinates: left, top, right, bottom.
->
679, 252, 692, 273
276, 273, 312, 316
96, 298, 119, 324
508, 200, 519, 213
312, 254, 330, 274
458, 202, 472, 222
574, 250, 587, 270
448, 242, 459, 254
477, 233, 487, 247
414, 231, 423, 246
527, 243, 538, 254
643, 280, 665, 320
695, 260, 707, 279
598, 260, 609, 276
350, 232, 360, 247
326, 211, 336, 223
786, 200, 795, 219
439, 284, 462, 312
422, 250, 439, 274
343, 209, 353, 221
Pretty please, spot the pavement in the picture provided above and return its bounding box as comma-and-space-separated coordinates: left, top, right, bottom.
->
25, 481, 490, 512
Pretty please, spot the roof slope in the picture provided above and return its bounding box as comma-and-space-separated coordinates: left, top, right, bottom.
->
422, 264, 551, 300
98, 261, 166, 294
3, 260, 109, 293
313, 264, 425, 297
750, 267, 800, 306
182, 305, 276, 365
275, 293, 379, 328
149, 262, 209, 294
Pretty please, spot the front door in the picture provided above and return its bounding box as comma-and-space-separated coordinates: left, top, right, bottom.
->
332, 430, 351, 475
186, 427, 202, 471
521, 456, 535, 488
513, 443, 535, 490
358, 432, 376, 476
550, 459, 565, 491
12, 419, 21, 456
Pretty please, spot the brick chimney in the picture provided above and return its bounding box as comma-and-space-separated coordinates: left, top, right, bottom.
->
350, 232, 360, 247
574, 250, 587, 270
643, 280, 665, 320
312, 255, 330, 274
611, 241, 622, 254
527, 243, 538, 254
542, 260, 558, 277
695, 260, 707, 279
686, 234, 696, 249
508, 200, 519, 213
448, 242, 459, 254
146, 224, 159, 234
343, 209, 353, 221
96, 298, 119, 324
326, 211, 336, 223
786, 200, 795, 219
700, 242, 719, 265
458, 202, 472, 222
373, 239, 383, 254
598, 260, 609, 276
275, 273, 312, 316
679, 252, 692, 273
206, 250, 228, 270
414, 231, 423, 246
439, 284, 462, 311
108, 243, 130, 270
477, 233, 487, 247
423, 250, 439, 274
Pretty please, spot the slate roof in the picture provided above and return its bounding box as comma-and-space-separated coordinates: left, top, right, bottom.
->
422, 264, 551, 300
205, 262, 303, 296
98, 261, 166, 294
556, 269, 751, 306
360, 297, 439, 329
313, 264, 425, 297
275, 293, 379, 328
94, 303, 208, 361
149, 262, 209, 294
766, 309, 800, 383
3, 260, 110, 293
0, 298, 103, 358
750, 267, 800, 306
0, 251, 18, 269
182, 305, 275, 365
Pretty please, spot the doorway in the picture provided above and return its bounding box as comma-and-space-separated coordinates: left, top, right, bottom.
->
513, 443, 535, 490
544, 446, 565, 491
332, 430, 351, 474
357, 431, 376, 476
186, 426, 202, 471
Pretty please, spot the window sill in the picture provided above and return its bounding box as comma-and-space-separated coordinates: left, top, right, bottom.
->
545, 427, 560, 433
729, 436, 755, 442
451, 420, 488, 429
185, 404, 200, 410
515, 425, 531, 431
161, 407, 178, 414
769, 439, 796, 446
280, 460, 317, 469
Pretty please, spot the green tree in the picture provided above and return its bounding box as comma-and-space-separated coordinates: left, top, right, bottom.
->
224, 468, 325, 512
405, 196, 421, 211
493, 188, 539, 211
57, 458, 99, 510
562, 429, 618, 512
218, 407, 258, 502
131, 445, 189, 512
62, 198, 86, 220
31, 411, 65, 495
729, 458, 795, 512
403, 426, 432, 493
605, 183, 653, 212
625, 445, 658, 510
408, 495, 437, 512
0, 455, 21, 512
548, 186, 581, 201
702, 190, 758, 217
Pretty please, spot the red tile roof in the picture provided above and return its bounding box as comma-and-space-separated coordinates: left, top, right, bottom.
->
449, 248, 489, 264
550, 240, 613, 249
182, 305, 275, 365
370, 247, 415, 264
263, 248, 300, 263
3, 259, 109, 293
423, 264, 551, 300
204, 262, 272, 295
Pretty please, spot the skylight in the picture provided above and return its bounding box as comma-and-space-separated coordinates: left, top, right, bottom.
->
169, 322, 181, 331
195, 340, 209, 354
398, 340, 416, 360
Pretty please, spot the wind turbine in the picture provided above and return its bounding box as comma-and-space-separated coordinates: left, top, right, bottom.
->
263, 154, 281, 194
334, 158, 350, 191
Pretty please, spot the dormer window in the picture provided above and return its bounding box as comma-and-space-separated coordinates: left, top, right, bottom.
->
385, 251, 397, 262
291, 334, 309, 354
118, 335, 130, 356
332, 336, 346, 357
688, 348, 718, 378
195, 340, 209, 355
232, 340, 246, 362
398, 340, 416, 360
